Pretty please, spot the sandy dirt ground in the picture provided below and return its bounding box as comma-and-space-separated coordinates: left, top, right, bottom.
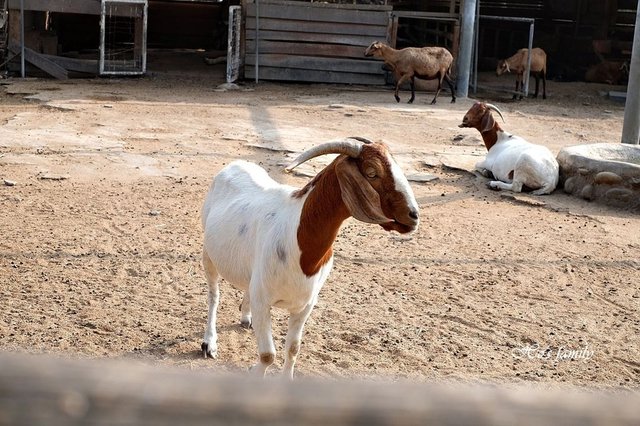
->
1, 56, 639, 389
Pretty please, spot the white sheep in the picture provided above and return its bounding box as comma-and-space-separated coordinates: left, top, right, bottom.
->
364, 41, 456, 104
201, 138, 419, 379
459, 102, 559, 195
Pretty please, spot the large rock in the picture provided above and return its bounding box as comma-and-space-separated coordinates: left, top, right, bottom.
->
557, 143, 640, 211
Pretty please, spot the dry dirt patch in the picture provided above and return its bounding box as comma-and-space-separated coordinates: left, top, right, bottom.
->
0, 73, 638, 388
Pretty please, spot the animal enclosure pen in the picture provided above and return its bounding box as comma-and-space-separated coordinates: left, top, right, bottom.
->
99, 0, 147, 75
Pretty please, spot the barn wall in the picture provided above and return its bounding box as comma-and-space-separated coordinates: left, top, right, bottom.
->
243, 0, 392, 85
475, 0, 638, 80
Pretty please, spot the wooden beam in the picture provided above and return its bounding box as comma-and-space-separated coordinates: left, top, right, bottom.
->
245, 54, 383, 74
245, 3, 390, 26
246, 40, 372, 59
245, 17, 388, 38
1, 353, 640, 426
8, 0, 143, 17
41, 54, 98, 74
246, 30, 377, 47
246, 66, 385, 85
8, 0, 101, 15
8, 41, 68, 79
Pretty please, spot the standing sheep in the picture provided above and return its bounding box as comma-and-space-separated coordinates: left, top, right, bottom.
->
496, 47, 547, 100
364, 41, 456, 104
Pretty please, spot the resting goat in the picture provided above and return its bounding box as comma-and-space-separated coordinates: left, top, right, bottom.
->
364, 41, 456, 104
496, 48, 547, 100
459, 102, 559, 195
201, 138, 419, 379
585, 61, 629, 85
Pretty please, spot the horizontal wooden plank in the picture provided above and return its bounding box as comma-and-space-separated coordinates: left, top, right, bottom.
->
246, 3, 389, 26
246, 40, 370, 59
42, 54, 99, 74
246, 54, 383, 74
9, 0, 100, 14
246, 0, 392, 12
2, 353, 640, 426
246, 66, 385, 85
8, 0, 144, 16
8, 41, 68, 79
246, 17, 388, 38
246, 30, 378, 47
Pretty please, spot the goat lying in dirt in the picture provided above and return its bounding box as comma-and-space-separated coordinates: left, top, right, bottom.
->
459, 102, 559, 195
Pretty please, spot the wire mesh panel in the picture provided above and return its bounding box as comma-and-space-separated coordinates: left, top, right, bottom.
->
100, 0, 147, 75
226, 5, 241, 83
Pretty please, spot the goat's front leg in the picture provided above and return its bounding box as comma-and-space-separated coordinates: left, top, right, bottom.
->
475, 161, 493, 178
282, 302, 315, 380
408, 76, 416, 104
249, 284, 276, 377
489, 179, 523, 192
202, 249, 220, 358
394, 74, 411, 103
239, 292, 252, 329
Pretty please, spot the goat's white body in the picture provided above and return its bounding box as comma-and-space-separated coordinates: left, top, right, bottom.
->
476, 131, 559, 195
201, 160, 333, 377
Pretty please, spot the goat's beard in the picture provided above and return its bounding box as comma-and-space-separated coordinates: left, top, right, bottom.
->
380, 221, 415, 234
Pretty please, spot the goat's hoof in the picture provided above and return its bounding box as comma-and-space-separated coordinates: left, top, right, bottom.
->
451, 98, 456, 103
394, 97, 400, 103
240, 319, 252, 329
408, 99, 415, 104
487, 182, 502, 191
201, 342, 218, 359
430, 99, 436, 105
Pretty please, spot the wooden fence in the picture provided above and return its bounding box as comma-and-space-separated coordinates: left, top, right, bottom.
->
0, 352, 639, 425
243, 0, 392, 85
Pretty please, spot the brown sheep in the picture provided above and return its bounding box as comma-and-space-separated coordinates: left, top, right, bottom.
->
585, 61, 629, 85
496, 48, 547, 100
364, 41, 456, 104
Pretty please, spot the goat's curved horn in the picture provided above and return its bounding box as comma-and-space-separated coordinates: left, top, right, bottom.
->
485, 103, 505, 123
284, 138, 370, 172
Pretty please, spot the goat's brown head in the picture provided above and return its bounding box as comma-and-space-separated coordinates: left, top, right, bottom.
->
459, 102, 505, 133
364, 41, 385, 58
286, 138, 419, 234
496, 60, 510, 76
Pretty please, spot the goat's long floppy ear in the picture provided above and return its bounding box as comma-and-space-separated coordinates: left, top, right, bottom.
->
480, 110, 496, 133
335, 157, 389, 224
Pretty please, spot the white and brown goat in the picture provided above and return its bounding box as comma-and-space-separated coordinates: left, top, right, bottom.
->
459, 102, 559, 195
201, 138, 419, 379
496, 48, 547, 100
